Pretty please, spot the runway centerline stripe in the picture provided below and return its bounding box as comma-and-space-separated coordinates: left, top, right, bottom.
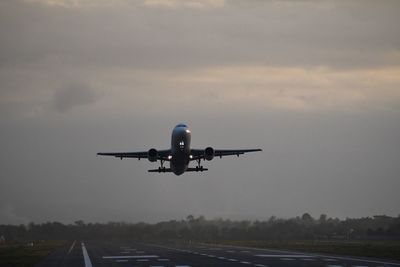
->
81, 242, 93, 267
102, 255, 159, 259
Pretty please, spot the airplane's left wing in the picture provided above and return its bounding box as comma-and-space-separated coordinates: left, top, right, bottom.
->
190, 148, 262, 160
97, 149, 171, 161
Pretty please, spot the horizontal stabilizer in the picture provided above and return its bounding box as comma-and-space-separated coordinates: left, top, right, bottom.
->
148, 167, 208, 173
148, 168, 173, 173
186, 167, 208, 172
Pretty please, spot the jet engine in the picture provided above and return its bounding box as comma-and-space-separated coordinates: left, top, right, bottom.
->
148, 148, 158, 162
204, 147, 214, 161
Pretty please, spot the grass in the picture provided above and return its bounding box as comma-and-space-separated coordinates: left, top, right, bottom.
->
0, 240, 66, 267
209, 240, 400, 261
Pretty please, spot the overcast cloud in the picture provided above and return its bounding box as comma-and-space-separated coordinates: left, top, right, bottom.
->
0, 0, 399, 224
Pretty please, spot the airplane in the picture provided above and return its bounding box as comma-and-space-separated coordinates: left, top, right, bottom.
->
97, 123, 262, 176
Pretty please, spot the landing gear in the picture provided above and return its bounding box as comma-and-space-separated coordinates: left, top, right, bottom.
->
195, 166, 205, 172
195, 158, 205, 172
157, 160, 166, 172
158, 166, 166, 172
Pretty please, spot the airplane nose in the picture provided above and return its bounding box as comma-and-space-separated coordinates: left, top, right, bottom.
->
174, 127, 188, 137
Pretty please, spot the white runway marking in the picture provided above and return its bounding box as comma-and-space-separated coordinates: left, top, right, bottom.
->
115, 259, 128, 262
229, 258, 238, 261
81, 242, 93, 267
255, 254, 314, 258
137, 259, 149, 262
251, 249, 400, 266
102, 255, 159, 259
253, 264, 266, 267
240, 261, 251, 264
280, 258, 295, 261
67, 240, 76, 254
323, 258, 338, 261
157, 259, 170, 261
321, 255, 400, 266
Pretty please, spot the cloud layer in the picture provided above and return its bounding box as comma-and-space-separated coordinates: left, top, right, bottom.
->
0, 0, 399, 224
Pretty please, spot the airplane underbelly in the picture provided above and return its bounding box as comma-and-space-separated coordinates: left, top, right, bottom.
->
170, 152, 189, 175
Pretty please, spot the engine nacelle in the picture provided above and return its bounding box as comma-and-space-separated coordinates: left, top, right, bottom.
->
204, 147, 214, 161
148, 148, 158, 162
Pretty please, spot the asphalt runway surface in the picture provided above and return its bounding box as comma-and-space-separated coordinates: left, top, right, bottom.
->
36, 240, 400, 267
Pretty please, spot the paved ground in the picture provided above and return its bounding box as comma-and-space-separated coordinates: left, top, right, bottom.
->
36, 240, 400, 267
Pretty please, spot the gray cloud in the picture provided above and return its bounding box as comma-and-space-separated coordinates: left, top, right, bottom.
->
0, 204, 30, 225
0, 0, 399, 224
0, 1, 399, 70
52, 82, 100, 113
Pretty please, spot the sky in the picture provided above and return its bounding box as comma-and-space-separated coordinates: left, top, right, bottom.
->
0, 0, 399, 224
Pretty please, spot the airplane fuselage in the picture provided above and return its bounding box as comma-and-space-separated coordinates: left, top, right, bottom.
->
170, 124, 191, 175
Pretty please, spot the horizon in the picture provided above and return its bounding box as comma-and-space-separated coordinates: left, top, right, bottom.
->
2, 213, 400, 226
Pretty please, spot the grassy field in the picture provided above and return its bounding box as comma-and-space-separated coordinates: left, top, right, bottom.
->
0, 240, 66, 267
210, 240, 400, 261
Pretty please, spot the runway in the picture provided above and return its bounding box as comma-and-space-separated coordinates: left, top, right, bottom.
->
36, 240, 400, 267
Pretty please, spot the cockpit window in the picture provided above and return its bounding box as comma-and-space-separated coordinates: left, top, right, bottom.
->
176, 123, 187, 128
179, 141, 185, 151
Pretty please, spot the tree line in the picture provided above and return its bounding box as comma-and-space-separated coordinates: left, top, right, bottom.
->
1, 214, 400, 242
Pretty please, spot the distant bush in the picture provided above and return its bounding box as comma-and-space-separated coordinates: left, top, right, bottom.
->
1, 214, 400, 241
